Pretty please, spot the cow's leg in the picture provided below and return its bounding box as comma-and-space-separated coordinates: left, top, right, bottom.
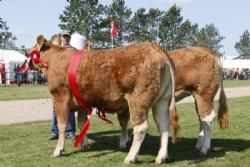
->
152, 98, 170, 164
200, 110, 215, 155
194, 94, 215, 155
117, 110, 129, 149
124, 120, 148, 163
77, 110, 89, 151
194, 99, 204, 151
123, 96, 149, 163
53, 100, 69, 157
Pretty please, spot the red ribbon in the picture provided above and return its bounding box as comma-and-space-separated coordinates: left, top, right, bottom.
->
30, 50, 40, 63
30, 50, 48, 67
20, 50, 48, 73
68, 50, 113, 148
96, 109, 113, 125
20, 58, 30, 73
74, 110, 92, 147
68, 50, 89, 109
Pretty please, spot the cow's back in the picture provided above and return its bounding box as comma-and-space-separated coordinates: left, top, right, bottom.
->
75, 42, 168, 108
169, 47, 221, 99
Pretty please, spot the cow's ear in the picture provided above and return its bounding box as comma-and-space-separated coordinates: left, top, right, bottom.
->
50, 34, 62, 47
36, 35, 47, 51
84, 40, 92, 51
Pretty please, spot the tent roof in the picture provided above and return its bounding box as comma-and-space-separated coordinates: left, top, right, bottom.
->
0, 49, 26, 63
222, 59, 250, 69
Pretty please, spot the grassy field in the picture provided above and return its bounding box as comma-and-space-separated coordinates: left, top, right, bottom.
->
223, 79, 250, 88
0, 96, 250, 167
0, 84, 50, 101
0, 80, 249, 101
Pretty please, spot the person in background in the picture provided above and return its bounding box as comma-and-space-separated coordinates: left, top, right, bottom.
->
61, 31, 71, 48
49, 31, 77, 140
14, 64, 22, 87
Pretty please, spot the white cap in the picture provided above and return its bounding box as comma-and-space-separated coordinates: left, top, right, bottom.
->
70, 33, 85, 50
61, 30, 70, 36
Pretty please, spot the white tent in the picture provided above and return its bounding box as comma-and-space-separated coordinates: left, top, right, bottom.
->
0, 49, 27, 85
222, 59, 250, 69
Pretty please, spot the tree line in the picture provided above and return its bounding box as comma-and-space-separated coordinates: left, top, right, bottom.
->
0, 0, 250, 59
58, 0, 226, 56
0, 0, 17, 49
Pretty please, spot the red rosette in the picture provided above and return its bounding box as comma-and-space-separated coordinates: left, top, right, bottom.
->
30, 50, 40, 64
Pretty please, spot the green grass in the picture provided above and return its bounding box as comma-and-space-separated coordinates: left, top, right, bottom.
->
223, 80, 250, 88
0, 96, 250, 167
0, 84, 50, 101
0, 80, 249, 101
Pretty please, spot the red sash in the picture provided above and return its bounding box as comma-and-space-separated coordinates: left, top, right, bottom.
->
68, 50, 113, 147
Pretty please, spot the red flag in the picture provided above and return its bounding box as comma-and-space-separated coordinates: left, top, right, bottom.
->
111, 21, 118, 37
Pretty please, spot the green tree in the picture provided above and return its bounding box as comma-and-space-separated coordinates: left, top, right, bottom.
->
159, 5, 183, 50
176, 19, 199, 48
147, 8, 164, 43
234, 30, 250, 59
158, 5, 197, 51
129, 8, 163, 43
0, 0, 5, 46
106, 0, 132, 47
59, 0, 105, 40
194, 24, 225, 55
59, 0, 83, 33
57, 2, 224, 51
0, 18, 3, 30
0, 21, 17, 49
129, 8, 149, 42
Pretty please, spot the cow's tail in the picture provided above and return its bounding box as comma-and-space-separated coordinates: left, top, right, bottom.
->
166, 54, 179, 144
153, 43, 179, 143
217, 55, 229, 129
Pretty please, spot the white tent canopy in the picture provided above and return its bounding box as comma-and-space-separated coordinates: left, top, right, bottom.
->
222, 59, 250, 69
0, 49, 27, 85
0, 49, 26, 63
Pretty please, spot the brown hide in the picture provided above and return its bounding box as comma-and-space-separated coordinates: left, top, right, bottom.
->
169, 47, 228, 128
31, 40, 171, 125
29, 36, 179, 162
46, 34, 179, 142
169, 47, 220, 98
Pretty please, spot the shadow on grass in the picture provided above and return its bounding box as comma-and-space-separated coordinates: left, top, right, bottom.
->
67, 129, 250, 163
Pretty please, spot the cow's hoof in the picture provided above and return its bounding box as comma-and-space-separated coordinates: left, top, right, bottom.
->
155, 158, 165, 164
200, 148, 209, 156
124, 156, 137, 164
119, 143, 127, 150
53, 149, 63, 157
155, 156, 168, 164
195, 144, 202, 152
80, 144, 90, 151
119, 137, 129, 150
195, 140, 204, 151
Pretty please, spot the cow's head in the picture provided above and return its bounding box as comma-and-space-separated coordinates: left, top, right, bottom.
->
20, 35, 50, 75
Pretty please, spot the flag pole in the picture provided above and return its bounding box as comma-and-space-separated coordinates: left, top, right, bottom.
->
110, 19, 118, 49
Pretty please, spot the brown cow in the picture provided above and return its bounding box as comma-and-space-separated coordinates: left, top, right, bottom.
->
28, 35, 178, 164
168, 47, 228, 155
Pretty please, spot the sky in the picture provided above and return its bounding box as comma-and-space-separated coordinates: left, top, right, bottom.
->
1, 0, 250, 58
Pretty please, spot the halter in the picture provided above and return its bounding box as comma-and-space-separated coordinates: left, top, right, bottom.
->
20, 50, 48, 73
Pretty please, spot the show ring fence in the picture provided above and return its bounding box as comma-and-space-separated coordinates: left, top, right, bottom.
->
0, 71, 47, 86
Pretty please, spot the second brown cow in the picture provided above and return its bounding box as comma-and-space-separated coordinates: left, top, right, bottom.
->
169, 47, 228, 155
